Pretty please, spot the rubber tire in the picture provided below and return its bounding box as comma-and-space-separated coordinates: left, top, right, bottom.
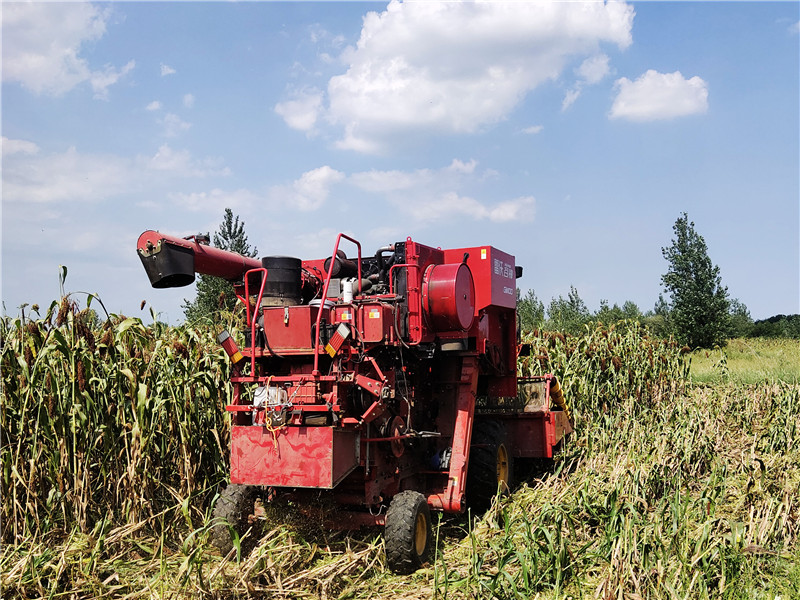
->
385, 490, 433, 574
210, 484, 259, 556
466, 419, 513, 512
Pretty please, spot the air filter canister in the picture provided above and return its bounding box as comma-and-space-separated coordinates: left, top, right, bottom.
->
422, 263, 476, 332
261, 256, 302, 306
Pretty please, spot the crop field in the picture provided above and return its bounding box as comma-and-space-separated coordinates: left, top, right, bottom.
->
2, 301, 798, 599
688, 338, 800, 386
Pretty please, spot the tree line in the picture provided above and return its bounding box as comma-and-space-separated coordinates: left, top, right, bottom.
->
187, 210, 799, 349
517, 288, 799, 344
518, 213, 798, 347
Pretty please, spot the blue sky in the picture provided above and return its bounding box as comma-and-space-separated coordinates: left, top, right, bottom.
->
2, 1, 798, 323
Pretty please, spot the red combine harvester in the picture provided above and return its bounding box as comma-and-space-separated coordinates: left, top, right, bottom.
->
137, 230, 572, 573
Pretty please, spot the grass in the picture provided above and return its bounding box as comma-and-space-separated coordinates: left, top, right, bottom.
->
2, 307, 797, 599
689, 338, 800, 385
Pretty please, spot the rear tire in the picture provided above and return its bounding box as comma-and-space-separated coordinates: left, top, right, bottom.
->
466, 419, 513, 512
385, 490, 433, 574
210, 484, 260, 557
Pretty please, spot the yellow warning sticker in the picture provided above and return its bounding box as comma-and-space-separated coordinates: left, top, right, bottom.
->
481, 248, 487, 260
369, 310, 380, 319
341, 312, 351, 321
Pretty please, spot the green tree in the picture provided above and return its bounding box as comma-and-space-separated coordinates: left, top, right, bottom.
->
546, 285, 590, 335
182, 208, 258, 323
728, 298, 753, 338
517, 288, 545, 333
594, 299, 642, 325
643, 294, 671, 338
660, 213, 730, 348
752, 314, 800, 338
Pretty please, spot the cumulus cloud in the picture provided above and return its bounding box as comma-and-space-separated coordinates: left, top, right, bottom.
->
161, 63, 176, 76
161, 113, 192, 137
271, 166, 345, 211
1, 2, 133, 97
2, 137, 40, 157
521, 125, 543, 135
562, 53, 611, 111
561, 88, 582, 112
168, 188, 260, 213
183, 94, 195, 108
90, 60, 136, 100
274, 88, 324, 132
577, 53, 611, 85
3, 146, 135, 204
610, 70, 709, 122
406, 192, 534, 223
276, 0, 634, 153
147, 144, 230, 177
146, 100, 162, 111
349, 159, 535, 223
2, 142, 230, 205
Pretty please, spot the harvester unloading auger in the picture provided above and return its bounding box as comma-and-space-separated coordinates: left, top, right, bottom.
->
137, 230, 573, 573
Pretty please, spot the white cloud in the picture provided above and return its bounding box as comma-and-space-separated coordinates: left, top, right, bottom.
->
577, 53, 610, 85
448, 158, 477, 175
146, 100, 162, 111
562, 88, 582, 112
610, 70, 709, 122
790, 21, 800, 34
2, 137, 40, 157
147, 144, 230, 177
148, 145, 193, 173
183, 94, 195, 108
161, 63, 176, 76
3, 146, 134, 204
1, 2, 133, 97
161, 113, 192, 137
90, 60, 136, 100
404, 192, 534, 223
274, 89, 324, 132
562, 53, 611, 111
290, 0, 633, 153
489, 196, 535, 223
168, 188, 260, 213
391, 190, 534, 223
349, 160, 535, 223
521, 125, 543, 135
2, 143, 230, 205
349, 168, 426, 193
271, 166, 345, 211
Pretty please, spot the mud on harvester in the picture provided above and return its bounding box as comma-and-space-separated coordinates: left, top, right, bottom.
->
137, 230, 572, 573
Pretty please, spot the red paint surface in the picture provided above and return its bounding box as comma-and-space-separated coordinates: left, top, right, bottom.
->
137, 230, 261, 280
443, 246, 517, 311
423, 263, 476, 332
231, 426, 359, 489
261, 305, 318, 351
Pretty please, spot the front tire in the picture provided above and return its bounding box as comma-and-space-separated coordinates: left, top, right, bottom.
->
210, 484, 260, 557
385, 490, 433, 574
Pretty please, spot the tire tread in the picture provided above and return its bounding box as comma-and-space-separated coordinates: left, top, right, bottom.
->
385, 490, 432, 574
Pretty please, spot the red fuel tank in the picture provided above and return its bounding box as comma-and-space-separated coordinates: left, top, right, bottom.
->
422, 262, 476, 332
